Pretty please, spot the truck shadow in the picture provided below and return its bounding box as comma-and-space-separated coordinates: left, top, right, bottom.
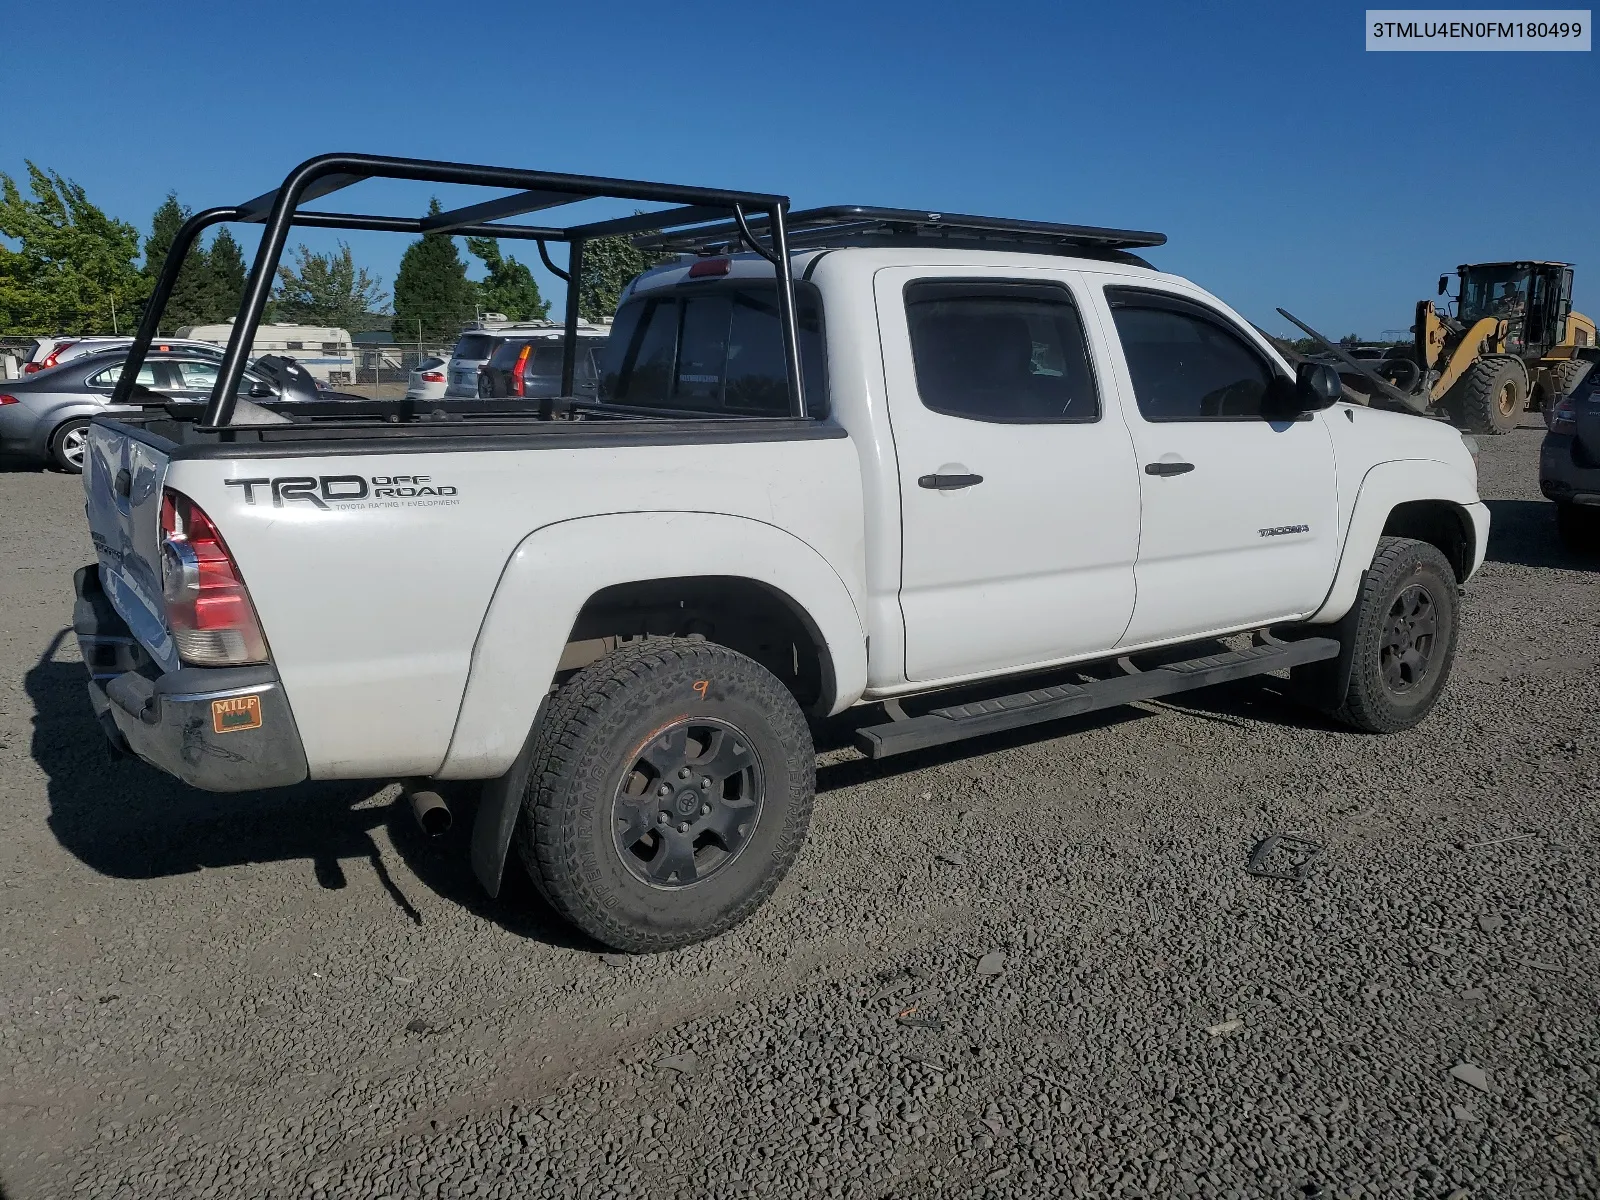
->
1483, 498, 1596, 571
26, 630, 590, 950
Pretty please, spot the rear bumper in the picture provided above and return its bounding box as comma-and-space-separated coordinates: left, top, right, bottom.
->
1540, 433, 1600, 505
74, 564, 309, 792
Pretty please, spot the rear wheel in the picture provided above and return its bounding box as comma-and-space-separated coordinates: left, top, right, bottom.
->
49, 419, 89, 473
1325, 537, 1460, 733
1448, 357, 1526, 435
516, 638, 814, 952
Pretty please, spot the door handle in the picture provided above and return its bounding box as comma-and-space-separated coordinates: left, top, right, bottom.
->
1144, 461, 1195, 477
918, 473, 984, 490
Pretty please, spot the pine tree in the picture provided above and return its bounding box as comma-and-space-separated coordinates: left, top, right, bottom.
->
392, 198, 477, 344
465, 236, 548, 321
202, 227, 248, 325
142, 192, 213, 332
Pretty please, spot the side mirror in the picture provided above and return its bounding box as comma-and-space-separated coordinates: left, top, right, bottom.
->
1295, 361, 1342, 410
247, 382, 274, 398
1438, 274, 1449, 296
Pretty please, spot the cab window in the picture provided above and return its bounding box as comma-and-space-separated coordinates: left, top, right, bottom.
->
87, 362, 158, 389
1105, 288, 1280, 421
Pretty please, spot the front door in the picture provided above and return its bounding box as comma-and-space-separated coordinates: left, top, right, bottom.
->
876, 268, 1142, 683
1095, 284, 1340, 646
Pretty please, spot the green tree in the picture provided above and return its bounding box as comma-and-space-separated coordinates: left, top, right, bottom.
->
201, 227, 248, 325
0, 162, 145, 334
392, 197, 477, 344
269, 241, 387, 329
141, 192, 213, 332
578, 234, 672, 323
465, 236, 549, 321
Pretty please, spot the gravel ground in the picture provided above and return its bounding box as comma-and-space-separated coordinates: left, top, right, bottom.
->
1, 422, 1596, 1200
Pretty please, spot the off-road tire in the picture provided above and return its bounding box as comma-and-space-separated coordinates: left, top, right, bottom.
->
1556, 502, 1600, 553
515, 638, 814, 952
49, 418, 90, 473
1448, 356, 1527, 436
1326, 537, 1460, 733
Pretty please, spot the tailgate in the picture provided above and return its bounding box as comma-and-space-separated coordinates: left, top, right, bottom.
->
83, 422, 178, 671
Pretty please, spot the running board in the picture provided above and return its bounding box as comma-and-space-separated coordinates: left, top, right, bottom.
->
853, 637, 1340, 759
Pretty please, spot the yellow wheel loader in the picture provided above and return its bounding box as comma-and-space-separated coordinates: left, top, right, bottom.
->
1280, 261, 1595, 435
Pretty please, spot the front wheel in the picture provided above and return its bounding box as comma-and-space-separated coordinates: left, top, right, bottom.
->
1447, 357, 1526, 435
516, 638, 815, 952
1327, 537, 1460, 733
49, 418, 90, 473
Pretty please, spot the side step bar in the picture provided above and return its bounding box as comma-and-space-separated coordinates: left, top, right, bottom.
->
853, 637, 1340, 759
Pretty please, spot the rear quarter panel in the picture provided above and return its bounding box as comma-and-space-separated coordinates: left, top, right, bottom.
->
165, 434, 865, 779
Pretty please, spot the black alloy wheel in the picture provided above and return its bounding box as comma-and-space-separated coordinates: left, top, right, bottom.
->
1379, 583, 1439, 694
613, 718, 765, 888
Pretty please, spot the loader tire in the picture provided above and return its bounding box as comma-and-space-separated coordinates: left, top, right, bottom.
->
1448, 357, 1526, 435
515, 638, 814, 953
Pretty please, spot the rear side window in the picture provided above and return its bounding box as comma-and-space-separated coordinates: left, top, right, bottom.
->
904, 280, 1099, 423
88, 362, 158, 388
600, 284, 827, 417
1105, 288, 1279, 420
453, 334, 498, 361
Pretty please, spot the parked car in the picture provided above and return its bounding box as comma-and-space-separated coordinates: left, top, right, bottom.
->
1, 347, 316, 471
73, 158, 1490, 956
405, 356, 449, 400
476, 334, 606, 398
23, 336, 222, 374
444, 323, 608, 397
1540, 354, 1600, 549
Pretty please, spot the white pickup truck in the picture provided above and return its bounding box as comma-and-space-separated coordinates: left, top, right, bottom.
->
74, 156, 1489, 952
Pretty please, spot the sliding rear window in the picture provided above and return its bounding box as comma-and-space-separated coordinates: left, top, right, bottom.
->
599, 283, 827, 417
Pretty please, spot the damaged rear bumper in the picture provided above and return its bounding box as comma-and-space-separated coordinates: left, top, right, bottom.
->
74, 564, 309, 792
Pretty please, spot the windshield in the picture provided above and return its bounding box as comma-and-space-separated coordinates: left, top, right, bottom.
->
1459, 266, 1529, 322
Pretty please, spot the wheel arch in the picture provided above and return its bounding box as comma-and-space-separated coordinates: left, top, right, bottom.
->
436, 510, 867, 782
1308, 460, 1487, 624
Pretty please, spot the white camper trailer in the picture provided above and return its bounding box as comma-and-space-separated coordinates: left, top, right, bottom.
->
176, 321, 355, 384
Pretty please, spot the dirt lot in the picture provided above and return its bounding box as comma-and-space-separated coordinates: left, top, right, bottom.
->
1, 423, 1596, 1200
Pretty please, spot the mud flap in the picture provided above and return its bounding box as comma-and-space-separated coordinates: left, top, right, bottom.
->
468, 699, 546, 898
1283, 575, 1364, 710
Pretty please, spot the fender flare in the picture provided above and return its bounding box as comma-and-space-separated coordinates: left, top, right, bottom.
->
449, 511, 865, 899
1307, 459, 1487, 625
438, 510, 867, 782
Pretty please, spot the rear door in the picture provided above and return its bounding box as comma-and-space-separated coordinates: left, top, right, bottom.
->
1095, 283, 1339, 645
875, 267, 1142, 682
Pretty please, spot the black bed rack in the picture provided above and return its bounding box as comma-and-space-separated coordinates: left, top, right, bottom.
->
117, 152, 813, 427
635, 205, 1166, 265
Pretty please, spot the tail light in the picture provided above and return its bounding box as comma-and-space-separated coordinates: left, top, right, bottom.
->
511, 344, 533, 397
0, 395, 17, 406
421, 371, 445, 383
1550, 396, 1578, 434
27, 342, 77, 374
159, 489, 269, 666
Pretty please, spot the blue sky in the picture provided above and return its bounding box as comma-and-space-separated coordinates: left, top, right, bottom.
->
5, 0, 1596, 339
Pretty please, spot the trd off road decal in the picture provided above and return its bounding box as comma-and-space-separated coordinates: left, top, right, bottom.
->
224, 474, 460, 511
